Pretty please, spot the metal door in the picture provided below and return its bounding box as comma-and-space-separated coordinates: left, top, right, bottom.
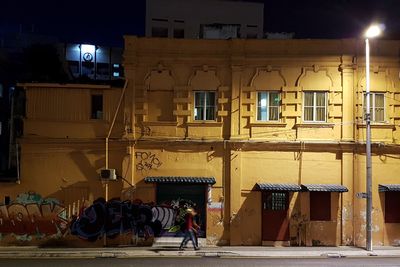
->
262, 191, 289, 241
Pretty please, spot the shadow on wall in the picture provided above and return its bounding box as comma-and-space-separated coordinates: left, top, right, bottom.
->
230, 189, 305, 246
230, 190, 262, 245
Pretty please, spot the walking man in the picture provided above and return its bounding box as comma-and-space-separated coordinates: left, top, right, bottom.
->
179, 208, 200, 250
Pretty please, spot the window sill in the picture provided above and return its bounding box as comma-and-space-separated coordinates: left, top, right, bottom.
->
187, 121, 223, 127
250, 122, 287, 127
357, 123, 395, 130
294, 123, 335, 129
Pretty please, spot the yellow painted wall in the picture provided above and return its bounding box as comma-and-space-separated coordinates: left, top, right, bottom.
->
3, 38, 400, 247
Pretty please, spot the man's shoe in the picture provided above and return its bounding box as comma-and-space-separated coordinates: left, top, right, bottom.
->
179, 247, 184, 251
194, 247, 200, 251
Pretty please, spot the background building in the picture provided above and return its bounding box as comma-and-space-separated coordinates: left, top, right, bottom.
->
60, 44, 123, 81
146, 0, 264, 39
0, 27, 124, 183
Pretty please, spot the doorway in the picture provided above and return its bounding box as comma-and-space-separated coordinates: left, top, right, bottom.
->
262, 191, 290, 241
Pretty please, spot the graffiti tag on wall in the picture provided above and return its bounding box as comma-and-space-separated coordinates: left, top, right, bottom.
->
135, 151, 162, 171
0, 192, 68, 241
70, 198, 162, 241
70, 197, 202, 241
0, 192, 202, 244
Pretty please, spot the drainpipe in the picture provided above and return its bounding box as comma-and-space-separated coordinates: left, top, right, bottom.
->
221, 140, 227, 222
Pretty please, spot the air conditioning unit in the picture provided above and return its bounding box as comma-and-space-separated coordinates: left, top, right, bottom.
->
100, 169, 117, 181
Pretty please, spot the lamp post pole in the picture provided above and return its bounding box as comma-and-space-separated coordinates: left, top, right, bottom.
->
363, 24, 383, 252
365, 37, 373, 252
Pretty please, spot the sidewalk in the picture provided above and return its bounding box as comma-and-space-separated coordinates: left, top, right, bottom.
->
1, 246, 400, 259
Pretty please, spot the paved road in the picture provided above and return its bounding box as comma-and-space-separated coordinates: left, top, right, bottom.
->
1, 257, 400, 267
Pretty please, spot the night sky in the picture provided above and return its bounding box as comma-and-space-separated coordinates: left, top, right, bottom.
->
1, 0, 400, 47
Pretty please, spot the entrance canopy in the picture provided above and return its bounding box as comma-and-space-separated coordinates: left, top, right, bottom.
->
301, 184, 348, 192
144, 176, 216, 185
379, 184, 400, 192
256, 183, 301, 192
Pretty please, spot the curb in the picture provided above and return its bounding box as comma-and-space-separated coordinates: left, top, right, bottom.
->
1, 247, 400, 259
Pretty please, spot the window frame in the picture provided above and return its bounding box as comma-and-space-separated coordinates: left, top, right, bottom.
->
303, 91, 327, 123
363, 92, 385, 122
256, 91, 280, 122
194, 91, 216, 121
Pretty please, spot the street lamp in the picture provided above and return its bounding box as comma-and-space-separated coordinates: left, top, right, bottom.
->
364, 23, 383, 252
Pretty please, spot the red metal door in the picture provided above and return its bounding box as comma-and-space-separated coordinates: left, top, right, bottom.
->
262, 191, 289, 241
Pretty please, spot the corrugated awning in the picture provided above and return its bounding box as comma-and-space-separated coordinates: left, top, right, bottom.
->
301, 184, 348, 193
256, 183, 302, 192
144, 176, 216, 185
379, 184, 400, 192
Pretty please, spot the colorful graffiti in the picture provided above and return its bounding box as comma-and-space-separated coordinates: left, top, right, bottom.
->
0, 192, 203, 244
70, 197, 202, 241
157, 198, 205, 237
0, 192, 68, 241
70, 198, 162, 241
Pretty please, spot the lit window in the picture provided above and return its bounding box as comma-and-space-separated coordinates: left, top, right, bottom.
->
310, 192, 331, 221
194, 91, 216, 121
364, 93, 385, 122
113, 72, 120, 77
113, 64, 120, 68
303, 91, 327, 122
91, 94, 103, 119
257, 91, 280, 121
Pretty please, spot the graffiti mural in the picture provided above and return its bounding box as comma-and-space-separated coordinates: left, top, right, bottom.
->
70, 198, 162, 241
155, 198, 205, 238
135, 151, 162, 171
0, 192, 68, 241
70, 197, 203, 241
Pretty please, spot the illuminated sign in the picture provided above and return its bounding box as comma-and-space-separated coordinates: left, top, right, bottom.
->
83, 52, 93, 62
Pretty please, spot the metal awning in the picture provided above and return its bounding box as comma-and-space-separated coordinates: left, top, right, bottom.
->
256, 183, 302, 192
144, 176, 216, 185
301, 184, 348, 193
379, 184, 400, 192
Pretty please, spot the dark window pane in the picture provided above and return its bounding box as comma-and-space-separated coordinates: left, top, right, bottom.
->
205, 92, 215, 106
68, 60, 79, 74
310, 192, 331, 221
91, 94, 103, 119
82, 61, 94, 76
152, 27, 168, 37
206, 107, 215, 120
96, 63, 110, 76
385, 192, 400, 223
195, 107, 204, 120
174, 28, 184, 38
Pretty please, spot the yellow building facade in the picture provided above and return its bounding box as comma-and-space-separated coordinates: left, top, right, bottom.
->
1, 38, 400, 247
